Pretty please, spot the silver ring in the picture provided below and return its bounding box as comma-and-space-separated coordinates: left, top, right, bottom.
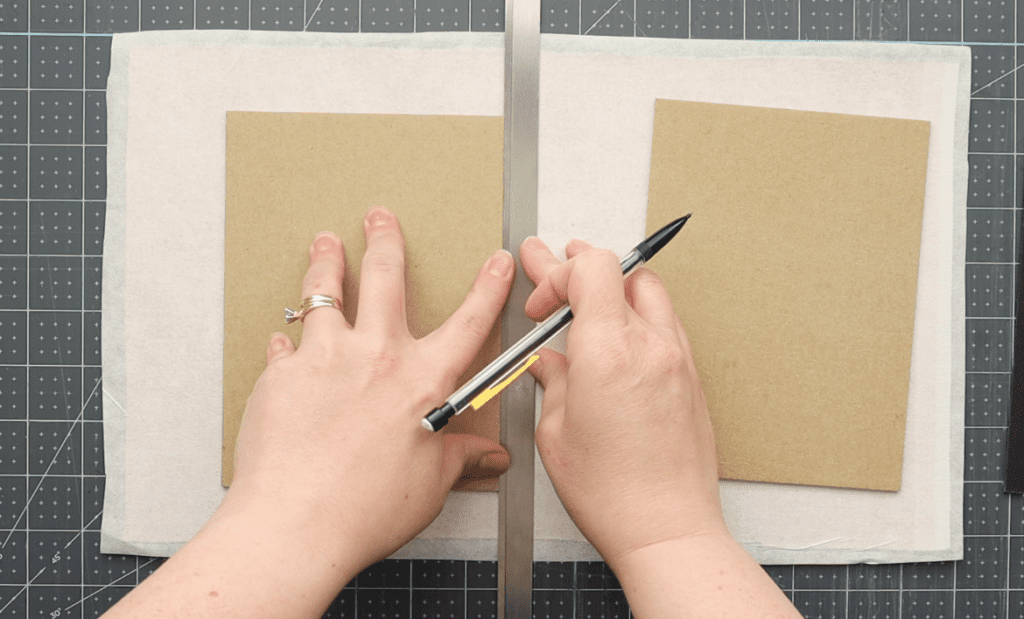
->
284, 294, 342, 324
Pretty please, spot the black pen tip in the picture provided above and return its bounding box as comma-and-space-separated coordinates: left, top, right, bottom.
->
637, 214, 691, 261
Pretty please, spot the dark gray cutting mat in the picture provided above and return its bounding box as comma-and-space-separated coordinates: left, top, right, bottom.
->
0, 0, 1013, 617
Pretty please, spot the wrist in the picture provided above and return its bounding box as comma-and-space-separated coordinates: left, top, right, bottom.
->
609, 533, 801, 619
607, 528, 735, 580
210, 489, 363, 589
104, 489, 362, 618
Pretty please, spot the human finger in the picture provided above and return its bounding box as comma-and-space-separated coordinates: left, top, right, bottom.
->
675, 318, 697, 364
264, 332, 296, 365
297, 231, 349, 339
564, 238, 593, 259
520, 237, 566, 322
520, 236, 563, 287
527, 347, 568, 400
623, 268, 679, 336
356, 207, 408, 335
440, 433, 510, 490
529, 348, 568, 451
425, 249, 515, 379
526, 249, 629, 326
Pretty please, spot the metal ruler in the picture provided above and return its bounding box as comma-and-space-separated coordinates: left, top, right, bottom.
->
498, 0, 540, 614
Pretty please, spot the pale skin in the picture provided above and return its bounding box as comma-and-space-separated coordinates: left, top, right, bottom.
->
102, 207, 802, 619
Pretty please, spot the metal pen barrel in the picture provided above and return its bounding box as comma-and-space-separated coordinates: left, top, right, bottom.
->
422, 249, 649, 431
450, 305, 574, 413
450, 248, 645, 414
424, 215, 691, 431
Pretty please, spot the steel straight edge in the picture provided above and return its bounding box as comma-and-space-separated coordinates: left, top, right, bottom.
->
498, 0, 540, 614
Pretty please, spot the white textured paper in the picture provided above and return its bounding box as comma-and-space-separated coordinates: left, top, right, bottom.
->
103, 31, 969, 564
533, 39, 968, 564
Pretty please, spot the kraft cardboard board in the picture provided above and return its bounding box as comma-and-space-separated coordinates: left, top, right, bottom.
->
223, 111, 504, 489
646, 99, 930, 491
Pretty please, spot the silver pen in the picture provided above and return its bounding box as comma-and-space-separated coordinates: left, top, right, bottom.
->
421, 214, 691, 431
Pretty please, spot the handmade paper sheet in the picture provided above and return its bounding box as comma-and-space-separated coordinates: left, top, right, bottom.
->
103, 31, 968, 563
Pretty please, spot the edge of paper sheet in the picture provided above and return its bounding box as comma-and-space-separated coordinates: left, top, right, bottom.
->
100, 30, 133, 555
102, 31, 969, 564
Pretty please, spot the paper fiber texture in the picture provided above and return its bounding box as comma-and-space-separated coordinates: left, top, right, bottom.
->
646, 100, 929, 491
103, 31, 967, 564
103, 32, 506, 557
223, 111, 503, 488
535, 38, 967, 564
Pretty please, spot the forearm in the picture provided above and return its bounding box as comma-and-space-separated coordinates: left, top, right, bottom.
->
102, 497, 359, 619
610, 533, 803, 619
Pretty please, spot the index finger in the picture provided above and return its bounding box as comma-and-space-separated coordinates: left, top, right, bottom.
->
525, 249, 629, 328
624, 267, 680, 337
519, 237, 564, 322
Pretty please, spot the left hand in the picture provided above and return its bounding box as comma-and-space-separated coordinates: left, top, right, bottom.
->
223, 207, 513, 569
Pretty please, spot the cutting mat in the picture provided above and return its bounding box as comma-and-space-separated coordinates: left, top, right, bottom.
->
0, 1, 1013, 618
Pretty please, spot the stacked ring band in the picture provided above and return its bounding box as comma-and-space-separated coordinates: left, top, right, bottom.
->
284, 294, 343, 324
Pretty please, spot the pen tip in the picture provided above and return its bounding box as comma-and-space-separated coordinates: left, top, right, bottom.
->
664, 213, 691, 233
640, 214, 691, 260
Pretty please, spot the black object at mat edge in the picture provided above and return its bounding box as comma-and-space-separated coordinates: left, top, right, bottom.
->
1006, 190, 1024, 493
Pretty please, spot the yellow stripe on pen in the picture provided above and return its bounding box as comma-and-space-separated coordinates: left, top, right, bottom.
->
470, 355, 540, 410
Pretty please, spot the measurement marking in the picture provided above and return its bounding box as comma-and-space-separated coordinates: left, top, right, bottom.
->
62, 509, 103, 549
304, 0, 327, 29
62, 558, 158, 613
40, 255, 74, 416
971, 61, 1024, 96
1, 377, 102, 549
582, 0, 622, 35
0, 566, 48, 615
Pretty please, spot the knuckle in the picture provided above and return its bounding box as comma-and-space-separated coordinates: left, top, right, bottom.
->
637, 334, 690, 386
650, 338, 686, 372
535, 417, 557, 451
592, 327, 685, 380
302, 267, 337, 296
363, 243, 405, 275
576, 248, 619, 271
454, 310, 493, 342
471, 278, 504, 303
633, 268, 664, 289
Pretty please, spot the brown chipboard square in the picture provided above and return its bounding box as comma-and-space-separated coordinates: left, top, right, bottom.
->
224, 111, 504, 490
646, 99, 930, 491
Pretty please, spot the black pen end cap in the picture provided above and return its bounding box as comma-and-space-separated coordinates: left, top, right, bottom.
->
423, 403, 457, 432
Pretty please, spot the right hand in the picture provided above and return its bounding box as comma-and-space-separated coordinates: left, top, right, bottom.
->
520, 236, 728, 566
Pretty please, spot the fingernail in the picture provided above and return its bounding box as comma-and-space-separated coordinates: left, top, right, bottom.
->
488, 251, 513, 277
366, 207, 391, 227
269, 333, 289, 352
313, 231, 338, 253
478, 452, 509, 471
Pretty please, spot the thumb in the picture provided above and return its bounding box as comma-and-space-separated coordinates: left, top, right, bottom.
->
440, 433, 510, 489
